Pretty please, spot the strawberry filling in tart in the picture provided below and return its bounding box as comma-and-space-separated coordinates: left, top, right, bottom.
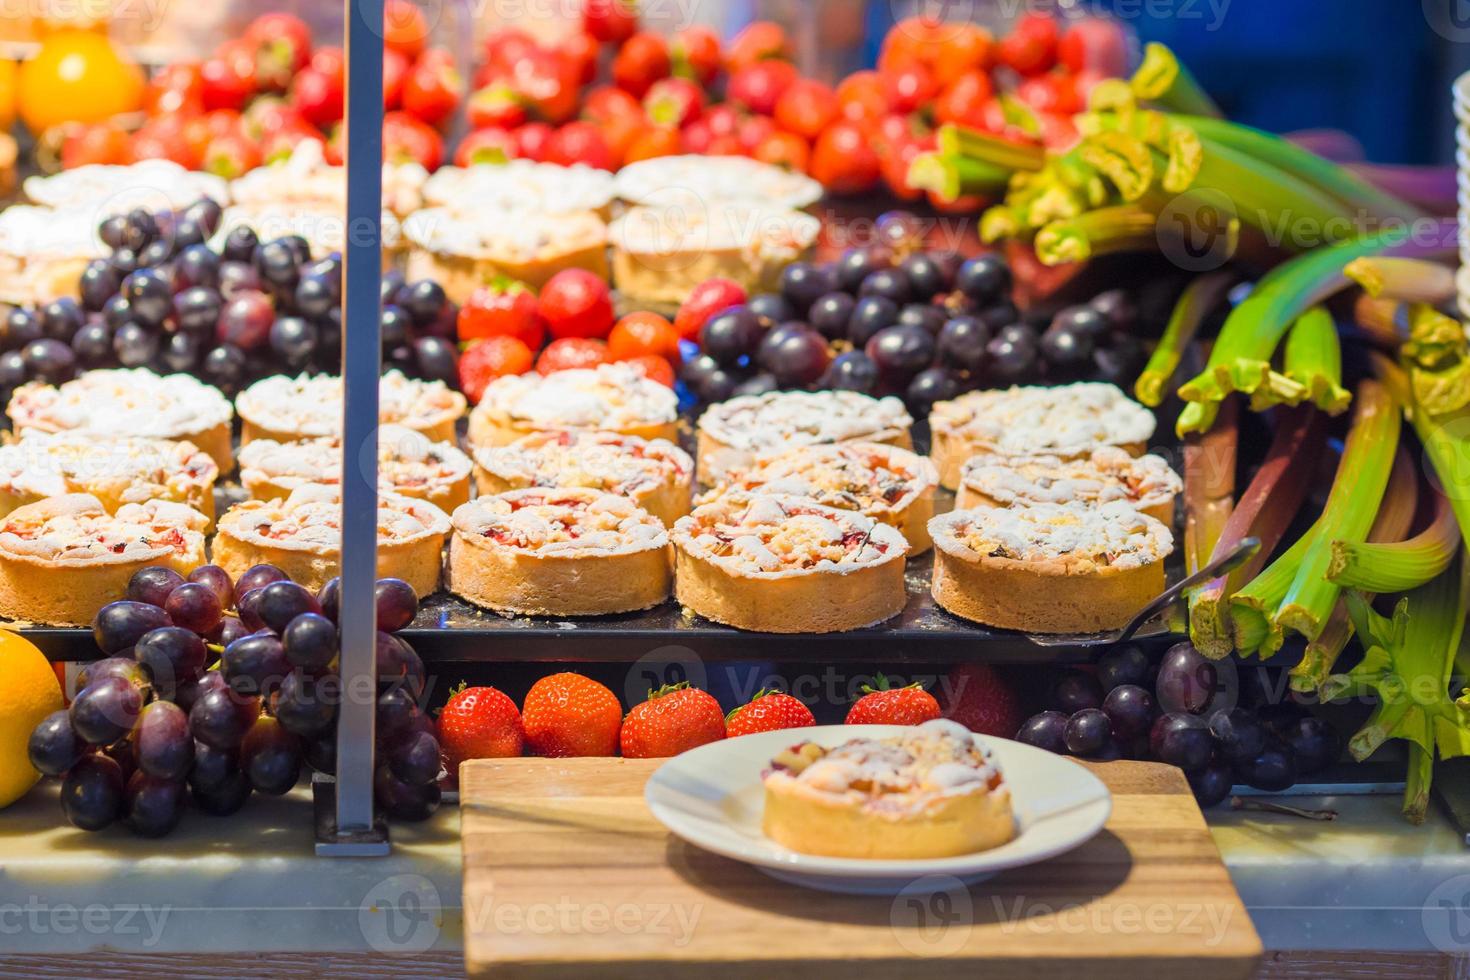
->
235, 369, 467, 446
959, 447, 1181, 525
468, 361, 678, 449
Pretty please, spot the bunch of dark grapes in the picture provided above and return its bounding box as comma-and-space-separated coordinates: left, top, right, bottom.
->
0, 201, 460, 404
1015, 642, 1342, 808
680, 220, 1144, 416
26, 564, 440, 836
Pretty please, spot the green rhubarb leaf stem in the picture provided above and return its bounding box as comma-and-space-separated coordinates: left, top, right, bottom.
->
1328, 491, 1458, 592
907, 152, 1013, 201
1282, 306, 1352, 414
1034, 205, 1160, 266
1344, 256, 1454, 303
937, 123, 1046, 172
1131, 43, 1223, 118
1135, 271, 1236, 406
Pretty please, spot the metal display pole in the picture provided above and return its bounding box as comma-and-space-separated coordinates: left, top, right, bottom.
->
316, 0, 388, 857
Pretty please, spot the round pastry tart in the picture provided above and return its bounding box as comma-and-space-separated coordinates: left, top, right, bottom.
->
762, 719, 1014, 859
0, 204, 106, 306
468, 362, 679, 449
420, 160, 616, 218
227, 141, 428, 218
6, 368, 235, 470
614, 155, 823, 210
0, 432, 219, 522
701, 442, 939, 553
214, 485, 450, 597
472, 430, 693, 526
695, 389, 914, 483
671, 493, 909, 633
0, 494, 209, 626
235, 370, 467, 446
958, 447, 1182, 525
446, 487, 672, 617
23, 160, 228, 211
238, 424, 473, 512
928, 382, 1157, 489
929, 500, 1173, 634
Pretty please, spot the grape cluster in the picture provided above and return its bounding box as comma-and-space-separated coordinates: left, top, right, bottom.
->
0, 202, 461, 402
1016, 642, 1342, 808
27, 564, 440, 836
681, 242, 1144, 416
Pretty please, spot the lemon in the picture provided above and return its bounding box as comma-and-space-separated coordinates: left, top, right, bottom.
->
0, 630, 63, 809
17, 30, 144, 133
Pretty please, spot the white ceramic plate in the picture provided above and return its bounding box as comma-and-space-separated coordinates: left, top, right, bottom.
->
645, 725, 1112, 895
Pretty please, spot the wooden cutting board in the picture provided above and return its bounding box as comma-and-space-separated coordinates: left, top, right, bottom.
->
460, 757, 1261, 979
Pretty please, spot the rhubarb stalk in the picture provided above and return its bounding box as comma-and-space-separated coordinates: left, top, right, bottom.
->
1281, 307, 1351, 414
1135, 272, 1236, 406
1182, 395, 1238, 577
1034, 205, 1159, 266
1131, 43, 1223, 118
1329, 489, 1458, 592
1344, 257, 1455, 304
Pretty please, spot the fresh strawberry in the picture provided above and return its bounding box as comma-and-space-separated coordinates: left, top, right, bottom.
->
146, 63, 204, 116
725, 21, 791, 71
671, 25, 721, 86
513, 122, 555, 161
620, 683, 726, 758
510, 46, 581, 124
291, 65, 344, 127
726, 689, 814, 737
845, 675, 941, 725
454, 127, 518, 167
611, 31, 670, 98
458, 277, 544, 348
383, 0, 430, 60
735, 113, 776, 153
644, 77, 703, 128
467, 81, 526, 130
403, 48, 464, 127
622, 125, 681, 164
583, 0, 639, 45
383, 110, 443, 169
241, 95, 304, 142
458, 336, 533, 403
774, 78, 837, 140
624, 354, 674, 387
560, 31, 600, 86
202, 132, 261, 179
382, 48, 411, 110
727, 60, 797, 116
260, 125, 323, 165
483, 27, 539, 75
438, 684, 524, 773
939, 664, 1023, 738
536, 337, 609, 374
673, 277, 745, 342
246, 11, 312, 93
540, 268, 614, 340
834, 70, 891, 126
880, 62, 938, 115
522, 672, 622, 758
583, 85, 643, 124
200, 52, 254, 112
310, 45, 345, 84
934, 71, 993, 129
1058, 17, 1129, 77
810, 120, 880, 195
597, 111, 643, 168
66, 123, 133, 169
997, 12, 1060, 77
752, 130, 809, 173
545, 121, 615, 171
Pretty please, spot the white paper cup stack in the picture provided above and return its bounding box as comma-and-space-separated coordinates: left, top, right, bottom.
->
1454, 72, 1470, 319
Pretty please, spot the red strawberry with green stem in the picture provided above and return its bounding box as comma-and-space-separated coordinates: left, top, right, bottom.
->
438, 683, 524, 776
846, 674, 941, 725
939, 664, 1024, 738
726, 689, 814, 737
620, 682, 726, 758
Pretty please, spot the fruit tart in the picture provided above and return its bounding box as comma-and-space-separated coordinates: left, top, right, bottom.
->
238, 424, 473, 513
446, 487, 672, 617
958, 447, 1182, 525
472, 430, 693, 527
420, 160, 617, 219
468, 362, 678, 449
23, 160, 229, 212
695, 389, 913, 483
762, 719, 1014, 859
929, 500, 1173, 634
402, 206, 608, 303
614, 155, 823, 211
0, 204, 105, 306
6, 368, 235, 471
929, 382, 1157, 489
0, 432, 219, 522
671, 493, 908, 633
235, 370, 467, 446
0, 494, 209, 626
608, 201, 820, 307
214, 485, 451, 597
701, 442, 939, 553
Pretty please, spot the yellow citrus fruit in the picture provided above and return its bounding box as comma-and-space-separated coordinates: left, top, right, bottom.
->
0, 59, 18, 131
18, 29, 144, 134
0, 630, 63, 809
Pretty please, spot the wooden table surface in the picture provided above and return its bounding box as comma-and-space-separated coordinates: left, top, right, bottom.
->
460, 756, 1262, 979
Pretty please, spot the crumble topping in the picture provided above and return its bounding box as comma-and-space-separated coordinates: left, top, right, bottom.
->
236, 370, 466, 438
218, 484, 449, 551
0, 432, 217, 503
930, 382, 1157, 457
226, 140, 428, 216
23, 160, 229, 212
614, 155, 823, 210
421, 160, 616, 215
961, 447, 1181, 512
702, 442, 937, 519
609, 202, 819, 258
473, 430, 691, 497
699, 390, 913, 454
238, 424, 471, 498
477, 362, 677, 432
929, 500, 1173, 570
451, 487, 667, 556
0, 495, 208, 564
7, 368, 233, 438
401, 206, 606, 262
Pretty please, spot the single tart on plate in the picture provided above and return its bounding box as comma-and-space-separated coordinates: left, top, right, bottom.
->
235, 370, 467, 446
700, 442, 939, 553
762, 718, 1014, 859
467, 362, 679, 449
214, 484, 451, 597
929, 500, 1173, 634
671, 493, 908, 633
957, 447, 1182, 525
928, 382, 1157, 489
446, 487, 672, 617
471, 430, 693, 527
0, 432, 219, 521
695, 389, 913, 483
0, 494, 209, 626
237, 424, 473, 512
6, 368, 235, 471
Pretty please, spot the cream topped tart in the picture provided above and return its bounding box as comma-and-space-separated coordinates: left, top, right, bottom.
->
696, 389, 914, 482
762, 718, 1014, 859
403, 206, 608, 302
420, 160, 616, 217
0, 204, 107, 306
0, 432, 219, 522
214, 484, 450, 596
614, 155, 823, 210
23, 160, 229, 211
236, 370, 466, 446
6, 368, 235, 470
929, 500, 1173, 633
227, 141, 428, 217
929, 382, 1157, 489
468, 362, 679, 449
701, 442, 939, 553
472, 430, 693, 526
0, 494, 209, 625
446, 487, 672, 616
238, 424, 473, 512
671, 493, 908, 633
959, 447, 1181, 525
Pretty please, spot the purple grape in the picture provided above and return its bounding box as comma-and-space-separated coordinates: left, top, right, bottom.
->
274, 671, 340, 738
218, 259, 260, 296
1015, 710, 1068, 753
376, 687, 421, 742
865, 324, 935, 383
1101, 684, 1156, 739
187, 565, 235, 610
835, 246, 891, 292
189, 686, 258, 750
254, 239, 300, 290
317, 576, 341, 623
779, 262, 837, 314
821, 350, 879, 393
79, 259, 119, 311
1051, 670, 1103, 713
899, 252, 953, 298
216, 616, 250, 647
1187, 765, 1232, 808
808, 292, 855, 340
216, 289, 274, 351
701, 307, 763, 367
858, 268, 912, 305
376, 631, 425, 698
905, 367, 960, 415
374, 578, 419, 632
305, 732, 337, 775
134, 701, 194, 781
283, 612, 338, 673
386, 727, 442, 787
985, 325, 1038, 383
398, 279, 447, 326
220, 633, 292, 698
1156, 642, 1218, 715
414, 337, 458, 386
935, 315, 989, 371
731, 372, 778, 398
1149, 712, 1213, 771
201, 344, 247, 389
28, 710, 83, 776
746, 292, 794, 326
1098, 645, 1150, 691
192, 769, 252, 816
1207, 708, 1267, 764
127, 566, 185, 608
1089, 289, 1137, 332
175, 285, 223, 335
188, 740, 239, 794
164, 582, 223, 635
123, 772, 185, 837
174, 243, 220, 290
1283, 716, 1341, 775
896, 303, 946, 336
69, 676, 143, 746
269, 315, 318, 365
847, 295, 899, 348
22, 338, 77, 382
76, 656, 151, 693
374, 765, 442, 821
757, 324, 830, 386
955, 254, 1011, 304
133, 627, 208, 698
40, 297, 84, 341
1040, 322, 1095, 368
241, 716, 302, 795
256, 580, 322, 634
1235, 742, 1297, 792
121, 269, 172, 327
60, 754, 125, 831
1051, 304, 1110, 341
236, 588, 266, 631
1064, 708, 1113, 756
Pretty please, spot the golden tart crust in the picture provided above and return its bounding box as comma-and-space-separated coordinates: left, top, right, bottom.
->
214, 485, 450, 597
928, 382, 1156, 489
958, 447, 1181, 525
235, 370, 466, 446
762, 719, 1014, 859
0, 494, 209, 626
472, 430, 693, 527
403, 207, 608, 303
468, 362, 678, 449
0, 432, 218, 522
446, 487, 671, 617
700, 441, 938, 553
671, 493, 908, 633
929, 500, 1173, 633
